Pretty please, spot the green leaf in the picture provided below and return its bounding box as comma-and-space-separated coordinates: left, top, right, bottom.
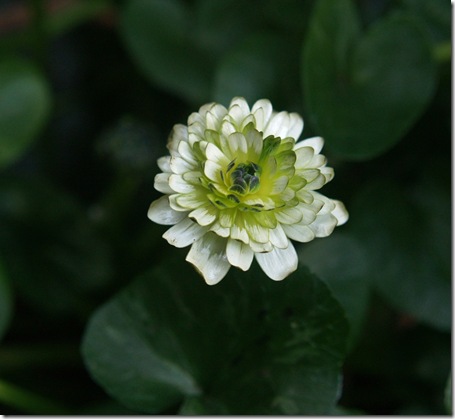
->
82, 259, 348, 414
263, 0, 313, 35
399, 0, 451, 44
193, 0, 262, 56
0, 258, 13, 341
0, 177, 112, 316
350, 178, 451, 330
213, 32, 300, 107
299, 232, 371, 349
0, 60, 51, 169
302, 0, 436, 160
120, 0, 213, 104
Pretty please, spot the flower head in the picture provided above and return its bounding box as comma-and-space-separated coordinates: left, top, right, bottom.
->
148, 97, 348, 284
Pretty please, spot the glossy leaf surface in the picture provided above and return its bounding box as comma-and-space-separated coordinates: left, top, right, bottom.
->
83, 259, 348, 414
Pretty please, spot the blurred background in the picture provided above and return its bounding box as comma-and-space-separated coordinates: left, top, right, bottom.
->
0, 0, 451, 415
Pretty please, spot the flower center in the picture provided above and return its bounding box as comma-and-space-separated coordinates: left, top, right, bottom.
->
228, 161, 261, 195
204, 133, 297, 213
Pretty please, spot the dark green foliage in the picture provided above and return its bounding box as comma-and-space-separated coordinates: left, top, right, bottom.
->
0, 0, 450, 415
82, 259, 348, 415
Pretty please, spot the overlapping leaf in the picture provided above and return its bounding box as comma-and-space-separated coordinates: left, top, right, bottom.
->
0, 60, 51, 169
302, 0, 436, 160
349, 178, 450, 330
120, 0, 212, 104
82, 259, 348, 414
299, 232, 370, 349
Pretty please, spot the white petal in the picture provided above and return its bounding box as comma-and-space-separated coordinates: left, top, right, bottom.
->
189, 205, 217, 226
188, 132, 203, 146
282, 224, 315, 243
188, 111, 205, 128
286, 113, 304, 140
305, 173, 328, 190
269, 224, 289, 249
230, 223, 249, 244
226, 239, 254, 271
227, 132, 248, 156
188, 121, 205, 141
239, 114, 255, 131
147, 196, 188, 225
170, 156, 196, 174
205, 143, 230, 166
298, 204, 318, 225
299, 169, 320, 182
175, 192, 206, 210
221, 119, 236, 138
168, 174, 196, 194
169, 194, 189, 211
332, 200, 349, 226
243, 127, 263, 159
198, 102, 214, 117
308, 213, 338, 237
154, 173, 174, 194
252, 99, 273, 131
249, 239, 273, 253
294, 146, 314, 169
157, 156, 171, 172
280, 187, 295, 202
182, 170, 203, 185
275, 206, 303, 225
167, 124, 188, 153
296, 189, 314, 204
295, 136, 324, 154
307, 196, 325, 214
307, 154, 327, 169
243, 217, 269, 243
255, 243, 298, 281
321, 167, 334, 183
163, 218, 209, 248
177, 140, 198, 164
311, 192, 335, 213
206, 104, 228, 131
271, 175, 289, 194
210, 221, 230, 238
186, 233, 231, 285
228, 98, 250, 126
204, 160, 224, 183
219, 209, 236, 228
264, 111, 290, 139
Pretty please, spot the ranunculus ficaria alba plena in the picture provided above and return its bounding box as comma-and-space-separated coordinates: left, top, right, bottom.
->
148, 97, 348, 284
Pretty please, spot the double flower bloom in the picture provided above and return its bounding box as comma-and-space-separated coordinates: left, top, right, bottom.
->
148, 97, 348, 284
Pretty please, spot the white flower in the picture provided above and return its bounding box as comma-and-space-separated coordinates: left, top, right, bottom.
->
148, 97, 348, 285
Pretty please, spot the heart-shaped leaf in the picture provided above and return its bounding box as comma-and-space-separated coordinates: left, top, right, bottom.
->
213, 32, 301, 108
350, 178, 451, 330
299, 232, 371, 349
82, 258, 348, 414
120, 0, 213, 104
0, 60, 51, 169
302, 0, 436, 160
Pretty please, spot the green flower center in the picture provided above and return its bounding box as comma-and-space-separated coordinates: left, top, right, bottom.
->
228, 161, 261, 195
203, 132, 299, 214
